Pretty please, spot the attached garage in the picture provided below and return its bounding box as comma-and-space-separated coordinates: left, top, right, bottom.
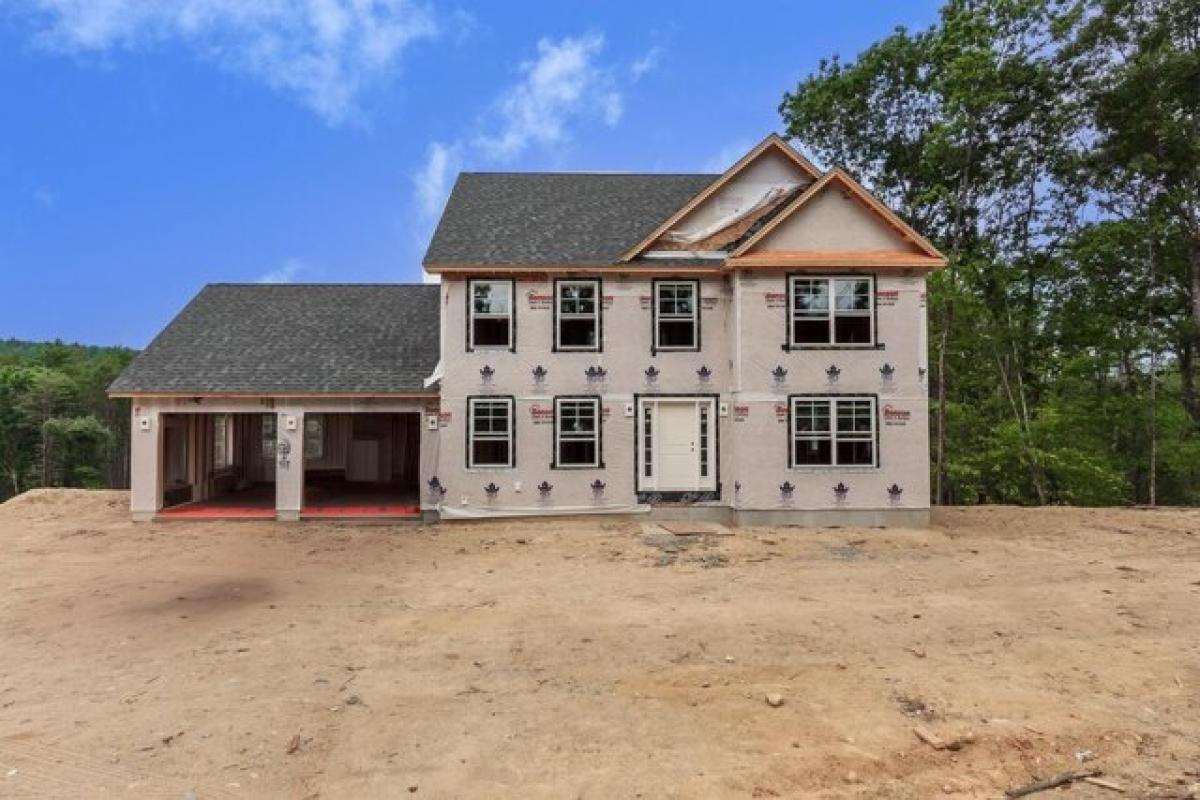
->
109, 283, 441, 521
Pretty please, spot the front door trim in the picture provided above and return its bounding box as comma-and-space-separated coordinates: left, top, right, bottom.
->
633, 392, 721, 503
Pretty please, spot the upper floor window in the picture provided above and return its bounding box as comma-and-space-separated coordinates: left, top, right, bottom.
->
469, 279, 514, 350
790, 395, 877, 467
554, 397, 601, 468
556, 279, 600, 351
789, 276, 874, 346
467, 397, 514, 468
654, 280, 699, 351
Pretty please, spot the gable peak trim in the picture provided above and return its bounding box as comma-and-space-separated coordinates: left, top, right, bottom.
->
619, 133, 822, 263
729, 167, 945, 263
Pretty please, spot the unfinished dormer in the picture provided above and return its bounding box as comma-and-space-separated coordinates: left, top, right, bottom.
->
622, 134, 821, 261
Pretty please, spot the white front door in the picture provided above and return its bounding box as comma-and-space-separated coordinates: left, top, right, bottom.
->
638, 398, 716, 493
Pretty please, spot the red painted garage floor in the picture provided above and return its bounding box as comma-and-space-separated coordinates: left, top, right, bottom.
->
159, 481, 419, 520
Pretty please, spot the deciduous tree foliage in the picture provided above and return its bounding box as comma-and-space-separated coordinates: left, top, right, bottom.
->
0, 340, 134, 502
781, 0, 1200, 505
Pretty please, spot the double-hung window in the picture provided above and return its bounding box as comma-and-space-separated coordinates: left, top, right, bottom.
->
212, 414, 232, 470
556, 280, 600, 350
554, 397, 601, 467
467, 397, 514, 468
790, 396, 877, 467
469, 279, 514, 349
262, 414, 276, 461
654, 280, 699, 350
789, 276, 874, 346
304, 414, 323, 461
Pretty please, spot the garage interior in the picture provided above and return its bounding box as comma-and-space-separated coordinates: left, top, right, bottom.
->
156, 411, 421, 519
301, 412, 421, 517
158, 412, 277, 518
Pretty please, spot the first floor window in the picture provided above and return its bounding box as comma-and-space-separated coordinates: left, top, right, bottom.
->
304, 414, 323, 460
469, 279, 514, 349
556, 280, 600, 350
791, 396, 877, 467
789, 276, 874, 346
555, 397, 600, 467
655, 280, 698, 350
212, 414, 231, 470
468, 397, 514, 468
262, 414, 276, 461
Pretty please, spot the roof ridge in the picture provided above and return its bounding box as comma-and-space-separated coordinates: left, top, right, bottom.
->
206, 282, 438, 287
458, 171, 719, 177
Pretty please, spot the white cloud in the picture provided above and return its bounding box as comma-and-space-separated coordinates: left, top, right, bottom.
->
630, 45, 661, 80
700, 138, 755, 173
409, 31, 653, 277
32, 187, 57, 208
15, 0, 440, 124
257, 257, 308, 283
474, 32, 621, 161
413, 140, 459, 220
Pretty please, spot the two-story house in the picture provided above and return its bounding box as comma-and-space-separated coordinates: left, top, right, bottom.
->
110, 135, 943, 525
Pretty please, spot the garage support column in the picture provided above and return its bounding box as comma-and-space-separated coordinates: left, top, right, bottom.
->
275, 408, 305, 521
129, 404, 161, 522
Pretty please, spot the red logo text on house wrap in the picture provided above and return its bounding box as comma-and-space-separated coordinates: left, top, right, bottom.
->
733, 405, 750, 422
529, 405, 554, 425
764, 291, 787, 308
437, 411, 452, 428
876, 289, 900, 307
882, 404, 911, 426
639, 294, 652, 309
526, 290, 552, 310
775, 403, 788, 422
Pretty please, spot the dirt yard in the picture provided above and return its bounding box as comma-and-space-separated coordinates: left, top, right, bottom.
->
1, 491, 1198, 799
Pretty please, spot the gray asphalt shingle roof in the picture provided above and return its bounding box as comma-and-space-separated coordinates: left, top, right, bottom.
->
109, 284, 440, 395
423, 172, 719, 266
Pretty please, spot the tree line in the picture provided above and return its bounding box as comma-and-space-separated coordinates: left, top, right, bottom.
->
781, 0, 1199, 505
0, 339, 135, 502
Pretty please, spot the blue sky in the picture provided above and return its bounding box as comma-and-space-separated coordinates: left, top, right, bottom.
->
0, 0, 941, 347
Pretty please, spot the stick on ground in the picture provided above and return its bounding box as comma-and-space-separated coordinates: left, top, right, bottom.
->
1005, 769, 1103, 798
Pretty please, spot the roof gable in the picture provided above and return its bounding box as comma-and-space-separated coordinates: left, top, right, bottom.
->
729, 169, 945, 267
620, 134, 821, 261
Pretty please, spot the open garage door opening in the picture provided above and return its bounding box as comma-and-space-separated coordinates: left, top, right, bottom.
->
302, 413, 420, 518
159, 412, 277, 519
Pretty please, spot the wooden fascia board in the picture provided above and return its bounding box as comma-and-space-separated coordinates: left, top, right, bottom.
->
724, 254, 945, 270
730, 168, 945, 261
617, 134, 822, 263
109, 391, 440, 400
426, 263, 725, 277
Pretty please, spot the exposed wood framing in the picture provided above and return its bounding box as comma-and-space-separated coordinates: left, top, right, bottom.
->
618, 133, 822, 263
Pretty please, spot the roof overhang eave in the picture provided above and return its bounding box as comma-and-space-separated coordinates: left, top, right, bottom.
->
107, 390, 441, 400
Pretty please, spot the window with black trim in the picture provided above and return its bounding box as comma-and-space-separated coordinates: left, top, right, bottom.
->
789, 276, 874, 346
469, 279, 513, 349
655, 280, 698, 350
554, 397, 600, 467
468, 397, 514, 468
556, 280, 599, 350
790, 396, 877, 467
